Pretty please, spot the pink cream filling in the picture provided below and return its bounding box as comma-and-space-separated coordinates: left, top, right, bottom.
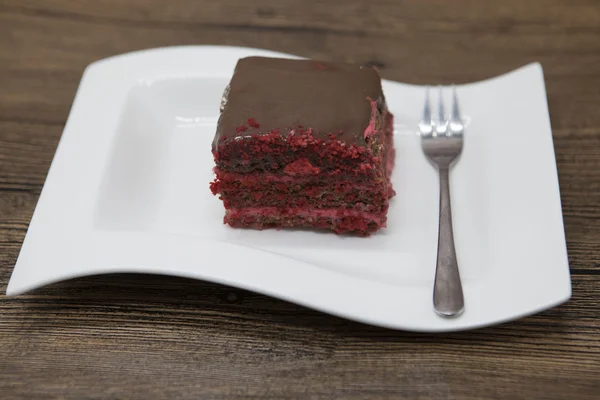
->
226, 206, 386, 224
363, 97, 379, 139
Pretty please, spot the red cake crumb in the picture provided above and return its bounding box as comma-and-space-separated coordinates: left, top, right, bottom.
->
247, 118, 260, 128
283, 158, 321, 176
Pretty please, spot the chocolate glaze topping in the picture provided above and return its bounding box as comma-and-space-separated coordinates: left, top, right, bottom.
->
213, 57, 385, 150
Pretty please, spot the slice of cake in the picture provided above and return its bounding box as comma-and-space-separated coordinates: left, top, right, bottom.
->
210, 56, 395, 236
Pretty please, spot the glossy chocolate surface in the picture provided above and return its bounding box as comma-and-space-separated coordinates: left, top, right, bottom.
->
213, 57, 385, 149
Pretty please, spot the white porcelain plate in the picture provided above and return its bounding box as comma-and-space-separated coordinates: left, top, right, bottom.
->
7, 46, 570, 332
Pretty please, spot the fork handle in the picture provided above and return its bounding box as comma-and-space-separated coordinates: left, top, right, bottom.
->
433, 167, 465, 317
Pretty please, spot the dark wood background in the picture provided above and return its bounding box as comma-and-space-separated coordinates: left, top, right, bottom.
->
1, 1, 599, 399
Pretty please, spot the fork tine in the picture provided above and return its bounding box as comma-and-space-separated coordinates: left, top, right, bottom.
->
450, 85, 461, 122
423, 86, 432, 125
418, 87, 433, 136
437, 85, 445, 123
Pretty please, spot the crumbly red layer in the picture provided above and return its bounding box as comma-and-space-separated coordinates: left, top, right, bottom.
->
224, 207, 386, 236
382, 112, 396, 197
213, 127, 386, 177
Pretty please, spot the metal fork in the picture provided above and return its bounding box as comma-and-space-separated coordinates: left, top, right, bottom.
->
419, 86, 465, 318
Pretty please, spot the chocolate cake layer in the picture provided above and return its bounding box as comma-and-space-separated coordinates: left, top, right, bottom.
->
219, 189, 390, 212
213, 170, 387, 185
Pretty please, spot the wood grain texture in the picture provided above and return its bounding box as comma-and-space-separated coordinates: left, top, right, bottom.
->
0, 0, 599, 398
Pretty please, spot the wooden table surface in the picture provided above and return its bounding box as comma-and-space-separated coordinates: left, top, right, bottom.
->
1, 1, 599, 399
